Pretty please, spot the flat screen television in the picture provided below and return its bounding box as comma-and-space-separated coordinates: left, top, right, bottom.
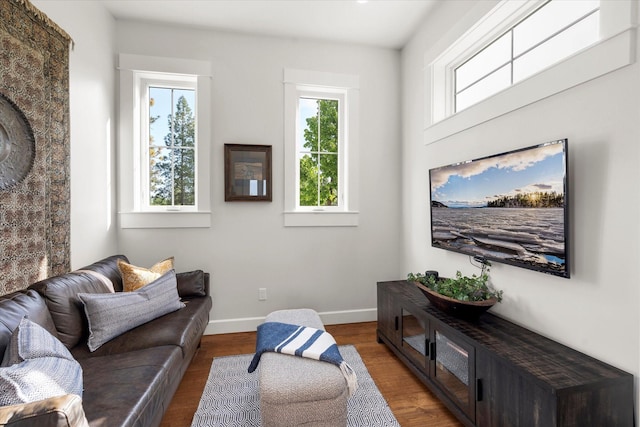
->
429, 139, 569, 278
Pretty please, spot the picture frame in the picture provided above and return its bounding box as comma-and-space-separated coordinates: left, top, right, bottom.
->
224, 144, 272, 201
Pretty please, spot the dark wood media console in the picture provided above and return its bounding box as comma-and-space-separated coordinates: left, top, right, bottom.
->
377, 280, 634, 427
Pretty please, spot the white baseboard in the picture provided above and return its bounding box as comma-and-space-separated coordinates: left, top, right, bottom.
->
204, 308, 377, 335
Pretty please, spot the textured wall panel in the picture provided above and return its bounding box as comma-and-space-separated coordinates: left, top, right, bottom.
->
0, 0, 71, 294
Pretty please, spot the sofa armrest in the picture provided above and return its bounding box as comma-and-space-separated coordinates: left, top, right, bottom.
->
0, 394, 88, 427
176, 270, 210, 298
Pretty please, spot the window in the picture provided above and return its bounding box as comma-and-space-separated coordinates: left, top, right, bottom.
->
454, 0, 600, 112
284, 69, 359, 227
425, 0, 636, 144
297, 94, 344, 209
118, 54, 212, 228
144, 79, 197, 208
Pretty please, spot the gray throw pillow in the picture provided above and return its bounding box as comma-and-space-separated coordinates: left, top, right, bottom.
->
2, 316, 75, 367
78, 270, 185, 352
0, 318, 83, 406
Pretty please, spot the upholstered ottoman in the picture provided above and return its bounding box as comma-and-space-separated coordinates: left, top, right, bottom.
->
259, 309, 349, 427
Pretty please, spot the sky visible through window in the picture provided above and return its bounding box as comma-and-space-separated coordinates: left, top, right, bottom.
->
455, 0, 600, 112
297, 98, 317, 153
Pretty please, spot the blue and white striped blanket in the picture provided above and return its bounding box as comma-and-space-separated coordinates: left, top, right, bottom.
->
248, 322, 358, 396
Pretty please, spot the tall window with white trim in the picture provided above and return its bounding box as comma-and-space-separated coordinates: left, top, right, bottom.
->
118, 54, 211, 229
283, 69, 359, 227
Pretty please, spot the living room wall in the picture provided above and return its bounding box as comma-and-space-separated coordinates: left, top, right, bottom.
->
401, 0, 640, 420
30, 0, 118, 268
114, 20, 402, 332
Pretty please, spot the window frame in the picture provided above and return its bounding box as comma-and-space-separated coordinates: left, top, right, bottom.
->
425, 0, 636, 145
118, 54, 212, 229
283, 68, 360, 227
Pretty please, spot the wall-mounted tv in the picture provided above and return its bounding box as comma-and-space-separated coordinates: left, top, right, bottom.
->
429, 139, 569, 278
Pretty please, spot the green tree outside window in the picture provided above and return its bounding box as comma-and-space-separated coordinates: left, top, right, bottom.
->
299, 98, 339, 207
149, 88, 196, 206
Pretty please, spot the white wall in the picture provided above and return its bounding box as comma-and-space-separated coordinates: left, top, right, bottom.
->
114, 21, 402, 332
30, 1, 119, 268
402, 0, 640, 420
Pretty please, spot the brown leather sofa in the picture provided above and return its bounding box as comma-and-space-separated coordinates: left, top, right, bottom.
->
0, 255, 213, 427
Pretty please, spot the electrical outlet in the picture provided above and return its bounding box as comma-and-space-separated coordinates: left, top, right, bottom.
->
259, 288, 267, 301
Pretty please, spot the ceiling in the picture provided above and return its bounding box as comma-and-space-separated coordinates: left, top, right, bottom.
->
100, 0, 438, 49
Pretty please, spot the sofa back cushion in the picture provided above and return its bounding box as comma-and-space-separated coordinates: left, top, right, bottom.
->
0, 290, 58, 357
29, 272, 114, 349
77, 254, 129, 292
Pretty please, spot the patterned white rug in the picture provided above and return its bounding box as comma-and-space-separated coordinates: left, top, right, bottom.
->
191, 344, 400, 427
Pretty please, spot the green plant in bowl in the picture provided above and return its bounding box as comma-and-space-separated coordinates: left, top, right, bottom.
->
408, 270, 503, 303
407, 269, 503, 319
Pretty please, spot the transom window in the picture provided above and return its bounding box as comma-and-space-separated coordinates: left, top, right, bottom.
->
297, 96, 342, 208
145, 83, 196, 207
426, 0, 634, 145
454, 0, 600, 112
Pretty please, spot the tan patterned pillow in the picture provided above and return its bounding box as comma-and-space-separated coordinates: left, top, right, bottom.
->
118, 257, 174, 292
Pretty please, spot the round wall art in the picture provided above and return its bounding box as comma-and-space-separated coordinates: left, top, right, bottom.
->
0, 92, 35, 190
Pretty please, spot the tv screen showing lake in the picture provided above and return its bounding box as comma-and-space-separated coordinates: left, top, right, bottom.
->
429, 140, 568, 277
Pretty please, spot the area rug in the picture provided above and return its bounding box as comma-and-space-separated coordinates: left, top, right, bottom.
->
191, 344, 400, 427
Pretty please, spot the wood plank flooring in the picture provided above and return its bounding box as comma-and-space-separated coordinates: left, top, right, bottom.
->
160, 321, 463, 427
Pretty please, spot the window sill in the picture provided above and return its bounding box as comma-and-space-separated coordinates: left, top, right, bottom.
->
119, 211, 211, 229
284, 211, 359, 227
424, 28, 636, 145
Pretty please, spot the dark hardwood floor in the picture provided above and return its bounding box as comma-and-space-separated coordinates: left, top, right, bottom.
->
160, 321, 463, 427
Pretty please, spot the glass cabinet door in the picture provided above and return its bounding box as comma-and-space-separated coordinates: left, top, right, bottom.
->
401, 308, 428, 369
431, 327, 475, 420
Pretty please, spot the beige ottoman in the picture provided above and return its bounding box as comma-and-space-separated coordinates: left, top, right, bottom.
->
259, 309, 349, 427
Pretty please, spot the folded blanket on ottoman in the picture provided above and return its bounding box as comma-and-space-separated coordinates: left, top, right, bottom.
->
248, 322, 358, 396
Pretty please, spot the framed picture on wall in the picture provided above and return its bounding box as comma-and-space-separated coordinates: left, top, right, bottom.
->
224, 144, 272, 201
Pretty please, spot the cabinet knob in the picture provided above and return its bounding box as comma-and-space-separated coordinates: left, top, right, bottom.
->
394, 316, 398, 331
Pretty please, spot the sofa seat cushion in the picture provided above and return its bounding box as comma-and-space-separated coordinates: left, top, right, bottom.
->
78, 346, 182, 427
0, 290, 58, 357
71, 296, 212, 359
